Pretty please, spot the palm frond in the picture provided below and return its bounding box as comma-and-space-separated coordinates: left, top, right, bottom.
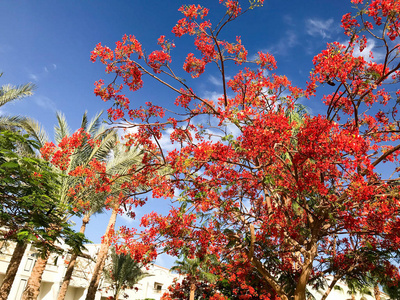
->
172, 256, 217, 284
57, 127, 117, 209
54, 112, 71, 144
88, 129, 118, 162
286, 103, 309, 126
334, 285, 345, 294
0, 115, 29, 132
80, 111, 89, 132
104, 247, 151, 297
18, 118, 49, 148
86, 110, 104, 137
106, 144, 144, 176
0, 116, 48, 155
0, 83, 36, 107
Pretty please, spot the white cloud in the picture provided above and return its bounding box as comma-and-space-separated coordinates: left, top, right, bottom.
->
33, 95, 57, 111
352, 39, 385, 62
208, 75, 232, 87
202, 90, 224, 105
283, 14, 294, 26
120, 206, 141, 224
122, 125, 188, 156
120, 212, 137, 224
157, 127, 178, 153
29, 73, 39, 81
306, 18, 335, 39
208, 75, 222, 86
265, 30, 298, 56
28, 63, 57, 81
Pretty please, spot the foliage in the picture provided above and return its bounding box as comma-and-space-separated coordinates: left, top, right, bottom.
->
383, 281, 400, 300
171, 255, 217, 284
39, 112, 116, 217
0, 72, 35, 107
0, 72, 36, 133
164, 258, 276, 300
162, 278, 215, 300
39, 113, 148, 220
0, 130, 78, 253
38, 113, 149, 300
103, 248, 150, 300
90, 1, 400, 300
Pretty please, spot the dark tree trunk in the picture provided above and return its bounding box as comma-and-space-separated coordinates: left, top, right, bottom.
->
21, 251, 50, 300
0, 241, 28, 300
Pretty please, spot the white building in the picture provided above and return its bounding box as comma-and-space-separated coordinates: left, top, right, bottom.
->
0, 242, 179, 300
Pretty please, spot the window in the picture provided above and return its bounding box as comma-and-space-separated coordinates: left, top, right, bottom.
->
154, 282, 163, 293
24, 258, 34, 271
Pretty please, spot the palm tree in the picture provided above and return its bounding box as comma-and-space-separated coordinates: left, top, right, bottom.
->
85, 142, 147, 300
21, 111, 118, 300
56, 183, 110, 300
18, 110, 146, 300
171, 256, 217, 300
58, 134, 145, 300
334, 276, 374, 300
0, 72, 36, 131
103, 248, 150, 299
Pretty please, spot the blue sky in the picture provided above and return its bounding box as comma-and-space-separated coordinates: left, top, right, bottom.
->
0, 1, 364, 267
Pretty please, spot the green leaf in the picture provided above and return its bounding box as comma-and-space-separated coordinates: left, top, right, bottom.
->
1, 161, 19, 169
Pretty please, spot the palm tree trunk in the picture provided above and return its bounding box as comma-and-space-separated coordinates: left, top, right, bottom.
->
21, 251, 50, 300
114, 289, 120, 300
0, 241, 28, 300
57, 214, 90, 300
85, 206, 118, 300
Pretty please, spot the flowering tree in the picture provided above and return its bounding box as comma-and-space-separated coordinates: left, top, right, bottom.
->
0, 130, 80, 300
91, 1, 400, 299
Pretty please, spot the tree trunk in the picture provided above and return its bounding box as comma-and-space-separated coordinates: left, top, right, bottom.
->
57, 214, 90, 300
293, 243, 318, 300
85, 207, 118, 300
189, 281, 196, 300
293, 259, 312, 300
351, 293, 356, 300
0, 241, 28, 300
374, 284, 381, 300
21, 251, 50, 300
114, 289, 120, 300
293, 289, 306, 300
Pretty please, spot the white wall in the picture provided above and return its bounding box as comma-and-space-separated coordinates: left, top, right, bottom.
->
0, 242, 180, 300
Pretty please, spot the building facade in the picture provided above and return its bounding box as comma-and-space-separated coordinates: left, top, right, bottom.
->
0, 242, 179, 300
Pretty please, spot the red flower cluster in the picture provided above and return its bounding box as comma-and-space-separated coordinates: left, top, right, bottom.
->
183, 53, 206, 78
40, 129, 92, 171
148, 50, 171, 73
